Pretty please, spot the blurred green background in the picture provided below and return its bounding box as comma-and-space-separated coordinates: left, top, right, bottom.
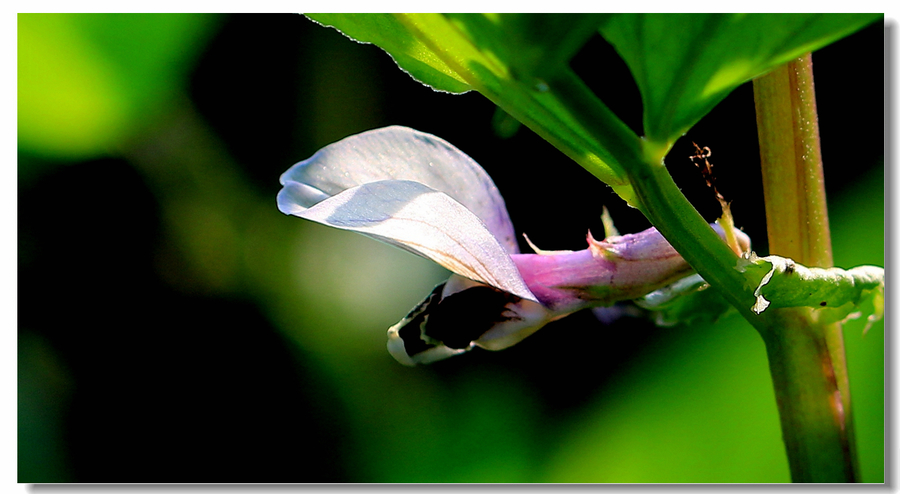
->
18, 14, 883, 483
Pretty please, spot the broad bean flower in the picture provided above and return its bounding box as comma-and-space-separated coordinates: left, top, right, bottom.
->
278, 126, 750, 365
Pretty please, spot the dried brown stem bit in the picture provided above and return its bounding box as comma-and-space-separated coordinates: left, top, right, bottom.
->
689, 142, 726, 203
689, 142, 743, 255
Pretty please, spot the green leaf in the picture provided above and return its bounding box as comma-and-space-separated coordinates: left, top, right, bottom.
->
442, 14, 607, 84
599, 13, 882, 147
306, 13, 641, 205
738, 254, 884, 331
307, 14, 472, 94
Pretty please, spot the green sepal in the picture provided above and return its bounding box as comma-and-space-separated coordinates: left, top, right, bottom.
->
634, 273, 734, 327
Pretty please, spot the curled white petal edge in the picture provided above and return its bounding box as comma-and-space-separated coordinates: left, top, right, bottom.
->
278, 179, 537, 302
279, 126, 519, 253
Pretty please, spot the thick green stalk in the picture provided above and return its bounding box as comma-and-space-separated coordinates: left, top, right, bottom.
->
753, 54, 857, 482
758, 309, 856, 482
550, 58, 858, 482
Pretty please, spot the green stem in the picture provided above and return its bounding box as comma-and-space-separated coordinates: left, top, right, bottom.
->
753, 54, 858, 482
627, 152, 757, 317
549, 70, 760, 320
394, 14, 863, 482
550, 58, 858, 482
417, 28, 860, 479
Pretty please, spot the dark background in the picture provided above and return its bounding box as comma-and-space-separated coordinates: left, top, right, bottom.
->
18, 15, 884, 482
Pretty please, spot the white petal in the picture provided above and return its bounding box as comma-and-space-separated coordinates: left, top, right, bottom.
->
279, 179, 536, 302
279, 126, 519, 253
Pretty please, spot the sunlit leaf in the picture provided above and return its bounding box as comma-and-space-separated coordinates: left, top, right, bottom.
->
306, 14, 471, 94
306, 13, 639, 204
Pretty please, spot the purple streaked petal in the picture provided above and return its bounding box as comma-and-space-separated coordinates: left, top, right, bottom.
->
512, 224, 751, 314
384, 223, 750, 365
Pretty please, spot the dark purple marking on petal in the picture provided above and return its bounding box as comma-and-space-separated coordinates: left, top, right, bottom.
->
425, 285, 522, 349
